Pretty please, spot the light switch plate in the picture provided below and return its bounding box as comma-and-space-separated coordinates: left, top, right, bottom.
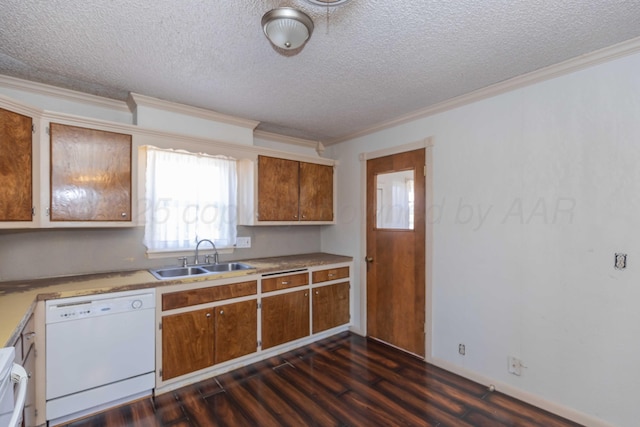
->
236, 237, 251, 248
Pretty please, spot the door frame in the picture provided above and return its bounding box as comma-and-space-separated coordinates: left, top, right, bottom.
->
358, 137, 434, 360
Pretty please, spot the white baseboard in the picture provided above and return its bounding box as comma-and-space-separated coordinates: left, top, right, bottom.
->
428, 356, 613, 427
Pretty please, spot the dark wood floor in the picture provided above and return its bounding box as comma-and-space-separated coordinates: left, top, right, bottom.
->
64, 332, 583, 427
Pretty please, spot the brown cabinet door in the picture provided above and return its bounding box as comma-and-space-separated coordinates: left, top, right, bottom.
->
215, 300, 257, 364
299, 162, 333, 221
0, 107, 32, 221
162, 308, 214, 380
257, 155, 299, 221
312, 282, 350, 333
261, 290, 310, 349
50, 123, 131, 221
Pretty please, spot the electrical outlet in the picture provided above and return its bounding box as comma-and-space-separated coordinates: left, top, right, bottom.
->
508, 356, 522, 376
236, 237, 251, 248
458, 344, 465, 356
615, 253, 627, 270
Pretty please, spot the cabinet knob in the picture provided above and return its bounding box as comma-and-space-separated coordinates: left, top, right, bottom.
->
328, 273, 335, 277
220, 310, 224, 315
315, 290, 319, 295
304, 292, 308, 297
281, 281, 289, 285
206, 313, 211, 318
24, 332, 36, 341
294, 215, 298, 219
365, 257, 374, 263
121, 212, 127, 218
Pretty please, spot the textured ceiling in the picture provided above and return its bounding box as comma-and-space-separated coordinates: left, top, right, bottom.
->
1, 1, 640, 143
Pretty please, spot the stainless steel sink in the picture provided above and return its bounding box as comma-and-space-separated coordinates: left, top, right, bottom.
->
201, 262, 254, 273
149, 266, 209, 280
150, 262, 255, 280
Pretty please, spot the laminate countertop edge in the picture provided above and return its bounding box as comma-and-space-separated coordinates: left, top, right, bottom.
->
0, 252, 353, 346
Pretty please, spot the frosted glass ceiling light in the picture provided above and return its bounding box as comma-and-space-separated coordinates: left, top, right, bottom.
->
262, 7, 314, 50
306, 0, 351, 5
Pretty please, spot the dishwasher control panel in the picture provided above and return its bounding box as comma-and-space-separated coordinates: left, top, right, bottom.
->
45, 289, 156, 324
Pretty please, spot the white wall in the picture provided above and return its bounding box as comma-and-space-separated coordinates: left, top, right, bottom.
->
323, 51, 640, 426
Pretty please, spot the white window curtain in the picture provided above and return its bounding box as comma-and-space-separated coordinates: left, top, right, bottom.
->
143, 147, 237, 252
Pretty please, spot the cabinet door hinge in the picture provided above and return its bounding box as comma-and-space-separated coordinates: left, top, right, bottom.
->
46, 126, 50, 135
424, 165, 427, 177
32, 207, 35, 217
159, 322, 162, 330
34, 409, 38, 417
159, 369, 162, 378
257, 340, 262, 347
257, 302, 262, 309
31, 124, 35, 134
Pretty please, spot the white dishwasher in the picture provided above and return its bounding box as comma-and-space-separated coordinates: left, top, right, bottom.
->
45, 289, 156, 426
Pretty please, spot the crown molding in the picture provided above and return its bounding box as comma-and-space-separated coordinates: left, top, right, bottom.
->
253, 129, 317, 148
128, 93, 260, 130
0, 93, 44, 117
327, 36, 640, 145
254, 129, 327, 155
38, 107, 332, 165
0, 74, 130, 112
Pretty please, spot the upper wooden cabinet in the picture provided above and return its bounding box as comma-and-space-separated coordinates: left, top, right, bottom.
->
257, 156, 300, 221
299, 161, 333, 221
257, 155, 333, 222
0, 107, 33, 222
50, 123, 132, 222
239, 155, 335, 225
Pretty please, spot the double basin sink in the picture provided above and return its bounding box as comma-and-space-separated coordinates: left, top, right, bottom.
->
150, 262, 255, 280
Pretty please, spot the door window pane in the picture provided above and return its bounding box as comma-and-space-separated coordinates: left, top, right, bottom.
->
375, 170, 414, 230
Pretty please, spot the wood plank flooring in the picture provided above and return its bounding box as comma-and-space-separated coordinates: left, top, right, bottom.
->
63, 332, 583, 427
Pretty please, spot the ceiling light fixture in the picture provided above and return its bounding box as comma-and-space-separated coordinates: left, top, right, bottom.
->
262, 7, 314, 50
306, 0, 350, 5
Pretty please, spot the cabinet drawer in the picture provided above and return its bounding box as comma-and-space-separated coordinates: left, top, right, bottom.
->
162, 280, 257, 311
312, 266, 349, 283
262, 272, 309, 293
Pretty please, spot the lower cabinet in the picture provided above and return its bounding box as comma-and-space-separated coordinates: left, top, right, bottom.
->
158, 262, 351, 386
214, 300, 257, 364
312, 282, 350, 333
261, 289, 310, 350
161, 300, 258, 380
162, 308, 214, 380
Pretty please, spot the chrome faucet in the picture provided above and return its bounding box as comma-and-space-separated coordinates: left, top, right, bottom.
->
194, 239, 219, 265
